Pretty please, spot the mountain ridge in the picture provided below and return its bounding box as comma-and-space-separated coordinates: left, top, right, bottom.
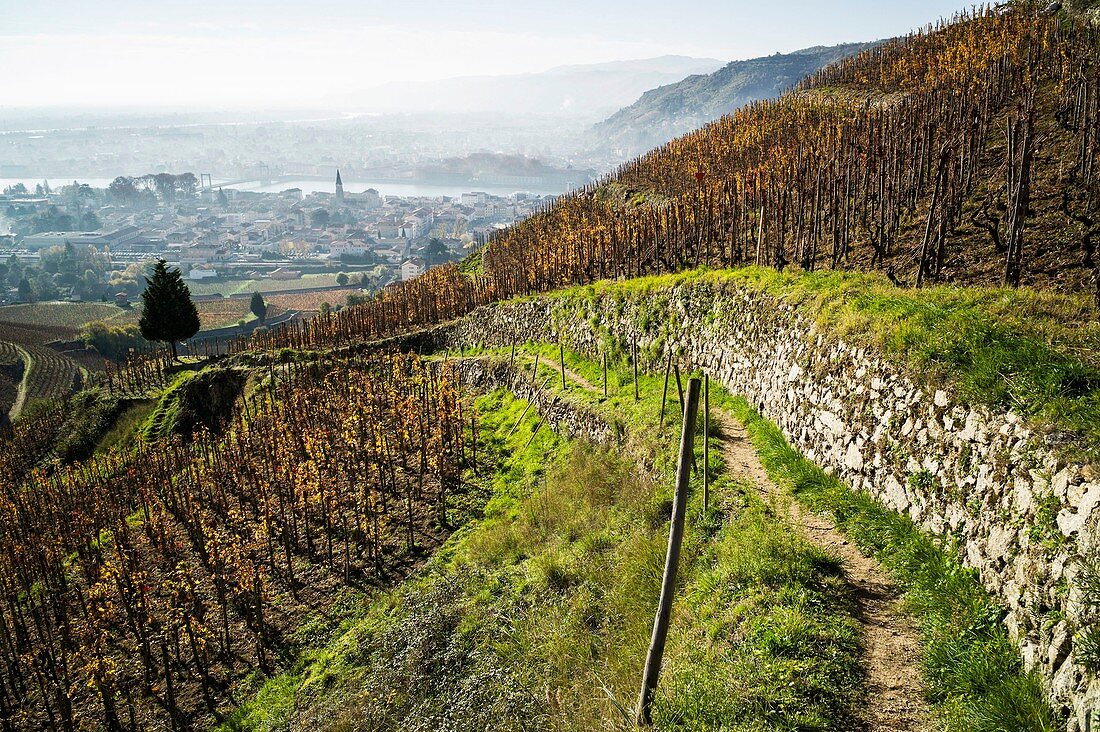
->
591, 41, 880, 156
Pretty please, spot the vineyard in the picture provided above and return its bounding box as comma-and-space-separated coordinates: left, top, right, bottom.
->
0, 344, 23, 418
161, 3, 1099, 370
0, 303, 132, 333
6, 3, 1100, 730
0, 353, 477, 730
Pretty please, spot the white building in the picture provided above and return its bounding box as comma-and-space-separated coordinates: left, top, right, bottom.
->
400, 257, 426, 281
329, 240, 370, 257
188, 265, 218, 280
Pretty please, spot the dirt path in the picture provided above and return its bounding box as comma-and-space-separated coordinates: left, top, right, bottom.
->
711, 410, 930, 732
8, 344, 32, 421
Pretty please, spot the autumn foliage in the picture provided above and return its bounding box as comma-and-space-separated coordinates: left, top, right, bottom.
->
0, 354, 475, 729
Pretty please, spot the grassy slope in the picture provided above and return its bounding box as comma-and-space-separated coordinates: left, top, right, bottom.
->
220, 384, 866, 731
509, 344, 1056, 730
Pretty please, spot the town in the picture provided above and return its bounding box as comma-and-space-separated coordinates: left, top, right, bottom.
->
0, 171, 558, 306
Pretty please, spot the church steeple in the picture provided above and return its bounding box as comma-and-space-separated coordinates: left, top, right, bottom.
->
335, 169, 345, 204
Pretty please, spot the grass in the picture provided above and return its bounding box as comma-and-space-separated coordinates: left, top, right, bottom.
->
94, 399, 155, 454
139, 369, 201, 442
219, 385, 866, 731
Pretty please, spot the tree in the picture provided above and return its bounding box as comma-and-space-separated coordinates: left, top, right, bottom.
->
108, 176, 138, 203
17, 277, 33, 303
80, 211, 101, 231
81, 322, 147, 362
424, 238, 449, 265
138, 259, 200, 359
336, 272, 349, 286
250, 292, 267, 323
310, 209, 330, 227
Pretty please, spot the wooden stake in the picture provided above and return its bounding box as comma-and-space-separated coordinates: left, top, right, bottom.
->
632, 336, 639, 402
674, 365, 697, 474
636, 378, 701, 726
523, 419, 543, 450
704, 375, 710, 512
559, 341, 567, 391
660, 351, 672, 427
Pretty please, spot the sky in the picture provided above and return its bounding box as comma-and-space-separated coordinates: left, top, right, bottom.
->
0, 0, 975, 109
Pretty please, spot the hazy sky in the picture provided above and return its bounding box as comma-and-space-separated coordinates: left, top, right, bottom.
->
1, 0, 973, 108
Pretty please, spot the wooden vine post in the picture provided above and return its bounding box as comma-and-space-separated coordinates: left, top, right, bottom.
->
660, 351, 673, 427
704, 375, 710, 511
632, 335, 640, 402
559, 342, 567, 391
637, 378, 701, 726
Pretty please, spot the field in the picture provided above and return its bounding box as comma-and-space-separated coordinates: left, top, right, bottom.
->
266, 288, 363, 312
0, 302, 135, 331
185, 273, 347, 297
0, 300, 285, 414
0, 299, 286, 339
191, 299, 284, 330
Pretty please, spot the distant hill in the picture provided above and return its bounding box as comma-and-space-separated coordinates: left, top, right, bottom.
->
591, 42, 878, 156
334, 56, 724, 118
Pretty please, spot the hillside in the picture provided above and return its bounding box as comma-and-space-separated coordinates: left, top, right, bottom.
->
6, 3, 1100, 732
592, 42, 877, 156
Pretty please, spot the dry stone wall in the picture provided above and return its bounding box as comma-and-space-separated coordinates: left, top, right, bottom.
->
447, 357, 617, 446
402, 279, 1100, 730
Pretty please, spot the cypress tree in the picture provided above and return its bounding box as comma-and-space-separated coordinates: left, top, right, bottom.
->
139, 259, 200, 360
250, 292, 267, 323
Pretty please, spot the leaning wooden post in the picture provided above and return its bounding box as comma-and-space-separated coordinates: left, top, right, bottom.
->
633, 336, 640, 402
674, 365, 697, 474
703, 374, 710, 511
559, 341, 567, 391
602, 350, 608, 399
660, 351, 673, 427
637, 378, 701, 727
674, 365, 685, 413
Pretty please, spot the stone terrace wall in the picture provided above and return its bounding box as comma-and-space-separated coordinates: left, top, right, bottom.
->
398, 279, 1100, 730
448, 357, 617, 446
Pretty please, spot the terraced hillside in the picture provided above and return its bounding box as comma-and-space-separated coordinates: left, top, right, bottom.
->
6, 3, 1100, 731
